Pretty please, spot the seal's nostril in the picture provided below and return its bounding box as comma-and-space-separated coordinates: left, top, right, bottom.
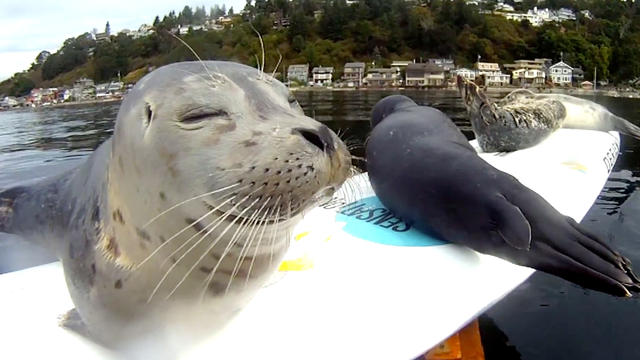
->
296, 129, 326, 152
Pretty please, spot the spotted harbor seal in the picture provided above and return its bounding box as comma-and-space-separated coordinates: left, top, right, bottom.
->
457, 75, 640, 152
366, 95, 640, 297
0, 61, 351, 353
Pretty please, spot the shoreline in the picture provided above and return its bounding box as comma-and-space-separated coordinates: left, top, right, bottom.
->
3, 86, 639, 112
291, 86, 640, 98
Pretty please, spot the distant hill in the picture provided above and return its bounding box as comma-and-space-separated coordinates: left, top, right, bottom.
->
2, 0, 640, 97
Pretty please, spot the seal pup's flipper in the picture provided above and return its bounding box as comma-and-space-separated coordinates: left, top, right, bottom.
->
497, 185, 640, 297
489, 194, 531, 251
367, 95, 640, 297
538, 93, 640, 139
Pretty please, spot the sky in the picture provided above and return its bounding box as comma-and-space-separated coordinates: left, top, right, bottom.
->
0, 0, 246, 81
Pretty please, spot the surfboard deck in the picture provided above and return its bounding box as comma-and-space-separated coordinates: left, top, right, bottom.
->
0, 129, 620, 359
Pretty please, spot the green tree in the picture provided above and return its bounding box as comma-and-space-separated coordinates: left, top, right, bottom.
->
8, 74, 35, 97
178, 6, 194, 25
194, 6, 207, 24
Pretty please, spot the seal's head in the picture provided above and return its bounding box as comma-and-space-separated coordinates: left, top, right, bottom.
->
101, 61, 350, 301
370, 95, 416, 129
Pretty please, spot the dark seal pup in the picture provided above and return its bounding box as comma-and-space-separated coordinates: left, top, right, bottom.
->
457, 75, 640, 152
366, 95, 640, 297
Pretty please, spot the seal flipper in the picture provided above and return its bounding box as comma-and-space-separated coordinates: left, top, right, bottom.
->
611, 113, 640, 140
490, 195, 531, 251
506, 187, 640, 296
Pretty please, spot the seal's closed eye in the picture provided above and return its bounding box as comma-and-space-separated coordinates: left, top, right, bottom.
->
181, 110, 231, 124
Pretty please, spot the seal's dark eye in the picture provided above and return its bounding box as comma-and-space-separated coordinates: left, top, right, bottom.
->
288, 95, 297, 104
181, 110, 230, 124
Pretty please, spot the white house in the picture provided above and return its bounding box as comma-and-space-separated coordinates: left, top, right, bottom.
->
342, 62, 366, 87
0, 96, 19, 108
549, 61, 573, 86
512, 69, 546, 86
312, 67, 334, 86
475, 62, 511, 86
451, 68, 476, 81
287, 64, 309, 85
405, 63, 446, 87
364, 68, 401, 87
428, 58, 455, 72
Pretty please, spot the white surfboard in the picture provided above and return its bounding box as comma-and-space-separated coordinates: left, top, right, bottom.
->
0, 129, 620, 360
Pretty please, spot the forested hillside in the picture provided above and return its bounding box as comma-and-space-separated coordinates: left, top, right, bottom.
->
2, 0, 640, 96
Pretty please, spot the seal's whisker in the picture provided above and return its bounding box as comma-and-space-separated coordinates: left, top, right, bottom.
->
137, 189, 248, 270
268, 197, 282, 266
271, 50, 283, 80
219, 204, 264, 295
244, 198, 274, 287
142, 183, 242, 228
165, 196, 263, 300
147, 187, 264, 303
248, 22, 266, 78
168, 32, 222, 85
137, 193, 238, 270
225, 197, 271, 293
199, 203, 255, 301
254, 54, 261, 74
158, 193, 241, 269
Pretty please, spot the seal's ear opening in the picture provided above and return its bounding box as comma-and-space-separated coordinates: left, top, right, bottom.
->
370, 95, 416, 129
144, 103, 153, 127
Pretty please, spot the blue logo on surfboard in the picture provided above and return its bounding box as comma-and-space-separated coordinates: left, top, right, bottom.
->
334, 196, 447, 247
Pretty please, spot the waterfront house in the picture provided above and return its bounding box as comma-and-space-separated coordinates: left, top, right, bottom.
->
511, 69, 546, 86
57, 89, 71, 103
391, 60, 413, 69
363, 68, 401, 87
405, 63, 446, 87
312, 67, 334, 86
96, 83, 110, 99
428, 58, 455, 72
549, 61, 573, 86
287, 64, 309, 85
503, 59, 547, 72
451, 68, 476, 81
108, 82, 124, 94
475, 62, 500, 73
27, 88, 42, 106
0, 96, 19, 109
390, 60, 414, 79
72, 78, 95, 101
475, 62, 511, 86
485, 73, 511, 87
342, 62, 366, 87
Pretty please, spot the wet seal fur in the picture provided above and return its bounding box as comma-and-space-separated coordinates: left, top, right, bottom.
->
367, 95, 640, 297
0, 61, 351, 354
457, 75, 640, 152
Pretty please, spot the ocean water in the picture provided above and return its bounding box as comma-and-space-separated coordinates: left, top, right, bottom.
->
1, 91, 639, 359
